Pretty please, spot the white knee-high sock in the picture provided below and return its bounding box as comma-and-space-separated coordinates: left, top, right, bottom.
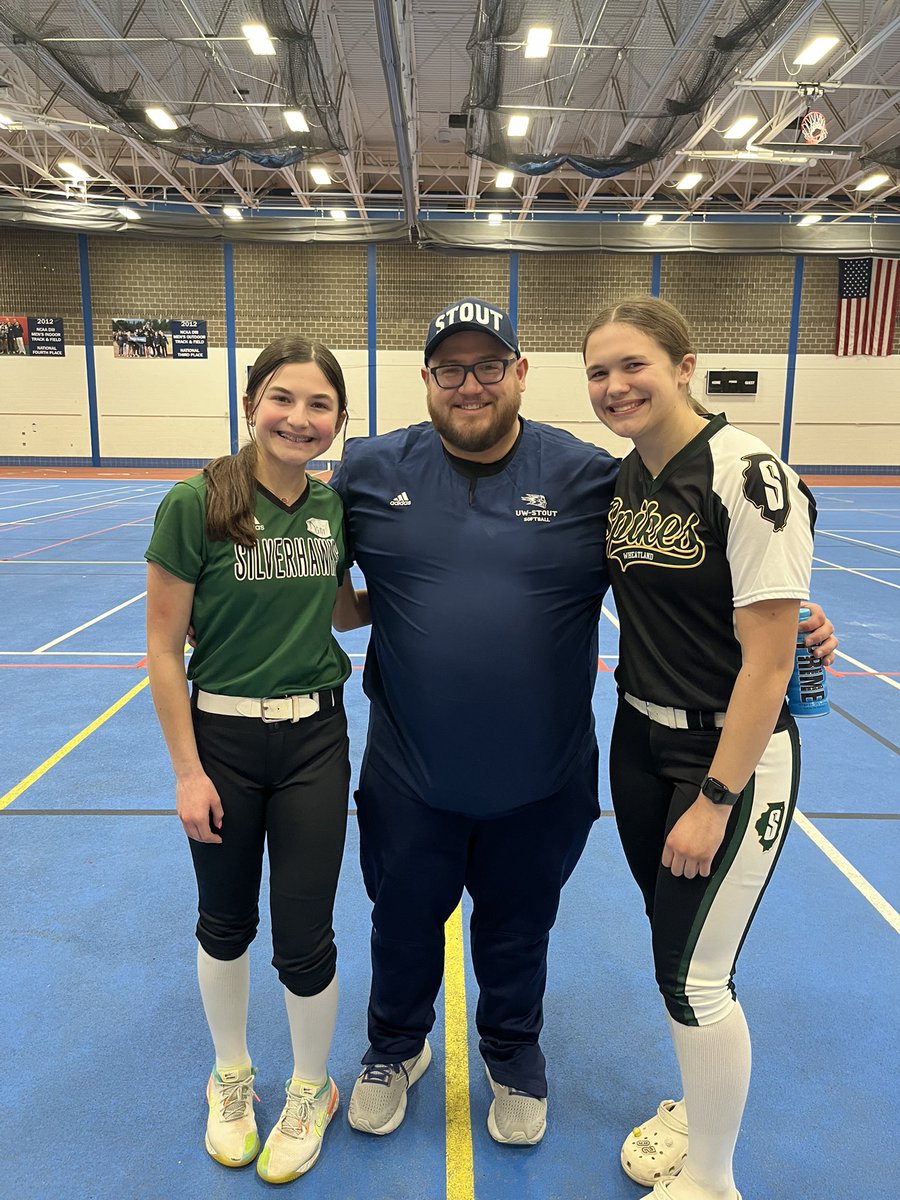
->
197, 945, 251, 1070
667, 1001, 751, 1198
284, 975, 339, 1085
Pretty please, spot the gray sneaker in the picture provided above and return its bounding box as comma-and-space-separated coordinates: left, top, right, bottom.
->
347, 1040, 432, 1135
485, 1066, 547, 1145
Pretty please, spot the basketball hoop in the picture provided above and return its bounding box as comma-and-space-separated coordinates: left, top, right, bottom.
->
800, 110, 828, 145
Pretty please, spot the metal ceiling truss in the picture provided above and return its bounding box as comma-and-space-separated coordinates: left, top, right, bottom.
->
0, 0, 897, 225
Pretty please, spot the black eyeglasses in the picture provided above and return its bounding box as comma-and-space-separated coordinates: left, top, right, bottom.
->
428, 357, 516, 389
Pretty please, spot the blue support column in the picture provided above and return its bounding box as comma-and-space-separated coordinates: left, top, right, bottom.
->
651, 254, 662, 297
781, 255, 804, 463
367, 242, 378, 437
77, 233, 100, 466
224, 244, 238, 453
508, 251, 519, 329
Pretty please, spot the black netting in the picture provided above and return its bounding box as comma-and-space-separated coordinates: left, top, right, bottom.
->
464, 0, 802, 179
864, 144, 900, 172
0, 0, 348, 168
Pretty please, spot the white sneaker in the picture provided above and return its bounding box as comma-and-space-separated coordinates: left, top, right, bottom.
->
622, 1098, 689, 1184
485, 1067, 547, 1145
204, 1064, 259, 1167
347, 1040, 432, 1134
256, 1076, 339, 1183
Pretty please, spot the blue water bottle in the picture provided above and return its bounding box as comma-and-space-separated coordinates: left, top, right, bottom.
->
787, 606, 831, 717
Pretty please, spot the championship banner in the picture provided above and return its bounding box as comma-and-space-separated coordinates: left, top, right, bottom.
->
112, 318, 208, 359
0, 315, 65, 356
171, 319, 208, 359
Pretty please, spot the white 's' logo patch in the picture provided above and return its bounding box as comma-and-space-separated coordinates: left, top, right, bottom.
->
306, 517, 331, 538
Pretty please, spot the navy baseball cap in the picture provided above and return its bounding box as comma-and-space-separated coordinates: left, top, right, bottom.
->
424, 297, 520, 362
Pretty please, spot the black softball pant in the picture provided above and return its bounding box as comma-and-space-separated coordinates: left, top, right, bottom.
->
188, 693, 350, 997
609, 698, 800, 1026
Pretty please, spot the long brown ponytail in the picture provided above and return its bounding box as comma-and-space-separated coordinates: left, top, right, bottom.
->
204, 336, 348, 547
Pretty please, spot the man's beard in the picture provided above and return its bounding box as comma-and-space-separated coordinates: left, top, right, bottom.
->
427, 390, 521, 455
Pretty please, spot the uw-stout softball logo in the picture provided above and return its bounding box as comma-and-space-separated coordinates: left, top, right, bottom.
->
741, 455, 791, 531
754, 801, 786, 851
516, 493, 558, 523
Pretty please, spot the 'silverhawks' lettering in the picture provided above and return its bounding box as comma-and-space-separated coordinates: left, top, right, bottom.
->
606, 497, 706, 570
233, 536, 339, 581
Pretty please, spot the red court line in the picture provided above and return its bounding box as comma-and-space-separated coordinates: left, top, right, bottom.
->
133, 656, 148, 668
827, 668, 900, 677
1, 519, 141, 560
597, 656, 613, 672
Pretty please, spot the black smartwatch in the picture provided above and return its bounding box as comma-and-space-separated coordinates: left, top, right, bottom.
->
700, 775, 742, 806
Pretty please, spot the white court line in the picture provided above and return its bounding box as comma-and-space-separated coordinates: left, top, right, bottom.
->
812, 566, 900, 571
818, 531, 900, 558
794, 813, 899, 934
812, 555, 900, 591
0, 484, 141, 513
834, 649, 900, 693
0, 493, 158, 529
33, 591, 147, 652
0, 650, 143, 656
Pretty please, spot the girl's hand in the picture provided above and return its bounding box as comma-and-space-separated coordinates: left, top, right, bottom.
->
662, 797, 731, 879
176, 772, 224, 843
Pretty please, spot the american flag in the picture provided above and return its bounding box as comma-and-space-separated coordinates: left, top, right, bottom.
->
835, 257, 899, 356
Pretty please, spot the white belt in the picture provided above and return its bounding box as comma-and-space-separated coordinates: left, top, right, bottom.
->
197, 689, 323, 722
624, 692, 726, 731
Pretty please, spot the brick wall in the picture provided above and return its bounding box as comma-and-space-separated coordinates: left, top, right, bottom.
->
797, 256, 837, 353
660, 254, 795, 354
87, 236, 226, 345
376, 244, 509, 350
0, 229, 84, 341
233, 243, 368, 347
519, 254, 652, 352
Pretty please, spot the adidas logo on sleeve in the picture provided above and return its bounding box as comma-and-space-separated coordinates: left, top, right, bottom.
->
390, 492, 412, 507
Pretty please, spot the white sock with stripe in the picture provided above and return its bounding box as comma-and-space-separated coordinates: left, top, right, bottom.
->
284, 974, 339, 1087
665, 1001, 751, 1198
197, 945, 251, 1070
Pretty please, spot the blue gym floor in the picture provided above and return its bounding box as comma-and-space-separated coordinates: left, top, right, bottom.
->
1, 478, 898, 1200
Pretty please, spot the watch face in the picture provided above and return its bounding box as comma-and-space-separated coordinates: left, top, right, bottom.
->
703, 776, 736, 805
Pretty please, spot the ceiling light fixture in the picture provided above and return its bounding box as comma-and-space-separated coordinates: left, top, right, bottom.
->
222, 206, 243, 220
0, 112, 13, 127
524, 27, 553, 58
723, 116, 758, 139
675, 172, 703, 190
487, 212, 504, 225
644, 213, 664, 226
855, 172, 889, 192
283, 110, 309, 133
117, 206, 140, 220
329, 208, 347, 221
242, 23, 276, 55
495, 170, 515, 188
310, 166, 331, 186
58, 160, 90, 182
797, 214, 822, 225
792, 36, 840, 66
507, 114, 529, 137
145, 107, 178, 130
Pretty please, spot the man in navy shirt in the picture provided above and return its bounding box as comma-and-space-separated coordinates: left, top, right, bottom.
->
331, 299, 619, 1145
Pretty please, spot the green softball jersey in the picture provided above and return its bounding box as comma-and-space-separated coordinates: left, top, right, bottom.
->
145, 473, 352, 697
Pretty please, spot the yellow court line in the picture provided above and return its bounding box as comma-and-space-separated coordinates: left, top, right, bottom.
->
0, 676, 150, 810
445, 903, 475, 1200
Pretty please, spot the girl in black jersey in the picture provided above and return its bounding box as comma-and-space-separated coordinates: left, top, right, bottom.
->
582, 297, 817, 1200
146, 336, 368, 1184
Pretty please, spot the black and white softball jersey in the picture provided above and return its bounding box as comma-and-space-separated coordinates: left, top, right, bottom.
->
607, 413, 816, 713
